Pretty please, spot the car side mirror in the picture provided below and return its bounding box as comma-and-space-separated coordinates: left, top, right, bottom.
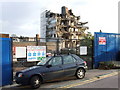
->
46, 64, 52, 68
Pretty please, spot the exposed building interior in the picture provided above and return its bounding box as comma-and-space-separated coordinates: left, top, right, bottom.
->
41, 6, 89, 49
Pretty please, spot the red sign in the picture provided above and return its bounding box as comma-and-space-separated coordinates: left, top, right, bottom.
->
99, 37, 106, 45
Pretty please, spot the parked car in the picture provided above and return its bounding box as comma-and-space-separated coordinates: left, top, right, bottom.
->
15, 54, 87, 89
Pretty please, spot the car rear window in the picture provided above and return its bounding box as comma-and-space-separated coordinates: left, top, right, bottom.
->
63, 55, 76, 64
71, 54, 84, 62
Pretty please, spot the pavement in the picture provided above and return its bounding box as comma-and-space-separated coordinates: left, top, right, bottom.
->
1, 69, 119, 89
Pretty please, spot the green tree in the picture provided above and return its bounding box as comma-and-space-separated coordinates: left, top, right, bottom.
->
80, 32, 93, 56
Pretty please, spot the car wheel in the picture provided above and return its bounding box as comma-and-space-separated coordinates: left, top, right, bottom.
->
76, 68, 85, 79
30, 76, 41, 89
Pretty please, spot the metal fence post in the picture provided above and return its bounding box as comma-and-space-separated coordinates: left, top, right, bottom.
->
76, 39, 77, 54
92, 39, 94, 69
56, 38, 59, 55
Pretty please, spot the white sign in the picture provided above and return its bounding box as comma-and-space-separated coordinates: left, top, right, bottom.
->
27, 46, 46, 62
80, 46, 87, 55
99, 37, 106, 45
16, 47, 26, 58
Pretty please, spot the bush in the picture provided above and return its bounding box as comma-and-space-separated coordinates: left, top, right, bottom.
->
99, 61, 115, 70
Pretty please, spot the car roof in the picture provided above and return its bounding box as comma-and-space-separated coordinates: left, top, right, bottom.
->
49, 54, 84, 62
53, 54, 76, 57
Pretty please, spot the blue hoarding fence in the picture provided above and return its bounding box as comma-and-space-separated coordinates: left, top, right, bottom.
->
94, 32, 120, 68
0, 38, 13, 86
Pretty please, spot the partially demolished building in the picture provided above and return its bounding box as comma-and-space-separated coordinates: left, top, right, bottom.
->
40, 6, 88, 49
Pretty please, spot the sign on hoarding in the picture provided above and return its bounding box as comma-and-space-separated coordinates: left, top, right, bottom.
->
80, 46, 87, 55
27, 46, 46, 62
99, 37, 106, 45
16, 47, 26, 58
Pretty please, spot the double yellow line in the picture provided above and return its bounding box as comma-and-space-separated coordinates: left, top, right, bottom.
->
53, 71, 118, 89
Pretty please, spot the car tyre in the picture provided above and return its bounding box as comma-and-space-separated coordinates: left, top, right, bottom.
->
76, 68, 85, 79
30, 76, 41, 89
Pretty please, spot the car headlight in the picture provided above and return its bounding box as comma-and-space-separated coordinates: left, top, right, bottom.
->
18, 73, 23, 77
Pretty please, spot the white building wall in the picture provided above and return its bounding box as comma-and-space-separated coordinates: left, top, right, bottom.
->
40, 11, 47, 42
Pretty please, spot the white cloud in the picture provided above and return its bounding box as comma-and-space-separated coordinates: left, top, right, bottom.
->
19, 21, 39, 31
75, 0, 119, 34
20, 23, 34, 30
0, 0, 119, 36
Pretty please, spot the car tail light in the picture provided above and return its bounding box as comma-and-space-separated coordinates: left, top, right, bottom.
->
84, 61, 87, 66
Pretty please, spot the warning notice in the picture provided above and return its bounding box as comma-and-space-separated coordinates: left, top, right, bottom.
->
27, 46, 46, 62
99, 37, 106, 45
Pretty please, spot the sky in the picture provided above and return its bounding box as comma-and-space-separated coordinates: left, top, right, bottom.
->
0, 0, 119, 37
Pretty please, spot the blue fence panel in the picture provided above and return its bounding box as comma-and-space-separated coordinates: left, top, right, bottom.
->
0, 38, 13, 86
94, 32, 120, 68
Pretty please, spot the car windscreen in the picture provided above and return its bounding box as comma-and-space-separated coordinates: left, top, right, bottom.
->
37, 57, 51, 65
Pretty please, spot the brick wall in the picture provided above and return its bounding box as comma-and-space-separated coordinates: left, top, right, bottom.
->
13, 41, 57, 52
13, 42, 36, 47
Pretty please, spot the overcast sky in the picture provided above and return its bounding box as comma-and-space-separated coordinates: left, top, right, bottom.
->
0, 0, 119, 37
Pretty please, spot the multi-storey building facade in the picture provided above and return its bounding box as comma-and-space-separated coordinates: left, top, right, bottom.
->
40, 6, 88, 49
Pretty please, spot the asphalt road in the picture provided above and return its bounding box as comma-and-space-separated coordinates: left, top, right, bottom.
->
39, 70, 119, 89
2, 69, 119, 90
74, 75, 119, 88
43, 72, 119, 89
